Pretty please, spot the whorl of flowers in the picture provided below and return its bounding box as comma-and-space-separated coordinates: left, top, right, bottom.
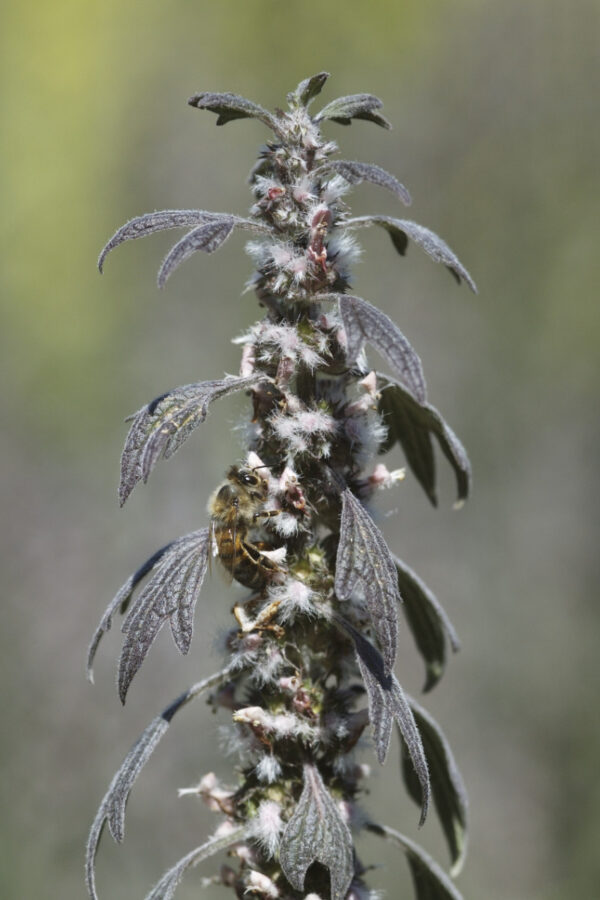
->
87, 72, 476, 900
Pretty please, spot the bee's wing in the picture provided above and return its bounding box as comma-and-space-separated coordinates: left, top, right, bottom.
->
208, 519, 217, 579
212, 515, 237, 586
229, 514, 238, 586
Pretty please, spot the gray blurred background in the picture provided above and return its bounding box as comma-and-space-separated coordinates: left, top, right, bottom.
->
2, 1, 599, 898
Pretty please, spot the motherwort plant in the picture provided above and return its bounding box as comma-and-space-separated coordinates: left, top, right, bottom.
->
87, 73, 476, 900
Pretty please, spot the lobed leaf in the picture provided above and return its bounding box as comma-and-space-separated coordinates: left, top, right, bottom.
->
291, 71, 330, 107
315, 93, 391, 129
98, 210, 219, 273
327, 160, 411, 205
86, 717, 169, 900
335, 488, 399, 674
188, 91, 281, 134
279, 763, 354, 900
335, 616, 430, 824
86, 668, 233, 900
157, 217, 234, 287
401, 698, 468, 875
344, 216, 477, 291
395, 557, 460, 692
352, 625, 393, 763
366, 824, 464, 900
338, 294, 426, 403
119, 374, 262, 505
118, 528, 211, 703
378, 374, 471, 506
144, 828, 248, 900
86, 542, 173, 682
99, 211, 268, 284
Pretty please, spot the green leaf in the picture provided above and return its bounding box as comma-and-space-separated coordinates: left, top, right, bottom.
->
119, 374, 263, 505
366, 824, 464, 900
336, 488, 400, 674
315, 93, 391, 129
144, 828, 248, 900
87, 541, 173, 682
395, 556, 460, 692
98, 210, 220, 273
334, 615, 430, 825
86, 717, 169, 900
188, 91, 281, 134
345, 216, 477, 291
400, 698, 469, 875
98, 210, 268, 283
291, 71, 330, 107
157, 217, 235, 287
118, 528, 210, 703
86, 669, 233, 900
338, 294, 426, 403
378, 374, 471, 506
327, 160, 411, 205
279, 764, 354, 900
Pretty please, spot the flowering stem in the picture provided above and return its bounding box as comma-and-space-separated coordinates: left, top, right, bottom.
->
88, 72, 475, 900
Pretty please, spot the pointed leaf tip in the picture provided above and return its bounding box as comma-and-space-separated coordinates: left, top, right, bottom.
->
334, 616, 430, 824
395, 555, 460, 692
118, 528, 210, 703
316, 93, 391, 129
119, 375, 262, 504
293, 71, 330, 106
345, 216, 477, 291
157, 217, 235, 288
86, 668, 236, 900
402, 698, 469, 875
187, 91, 280, 133
328, 160, 412, 206
144, 828, 247, 900
97, 210, 221, 273
338, 294, 426, 403
86, 541, 173, 682
86, 716, 170, 900
97, 211, 268, 281
377, 374, 471, 507
367, 824, 465, 900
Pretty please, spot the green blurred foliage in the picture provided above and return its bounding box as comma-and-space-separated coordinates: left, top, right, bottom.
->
1, 1, 599, 898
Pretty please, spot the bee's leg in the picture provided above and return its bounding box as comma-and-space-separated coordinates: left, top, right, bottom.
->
253, 599, 283, 632
251, 539, 280, 553
239, 540, 267, 560
242, 538, 286, 575
233, 601, 255, 633
253, 509, 281, 522
233, 597, 283, 636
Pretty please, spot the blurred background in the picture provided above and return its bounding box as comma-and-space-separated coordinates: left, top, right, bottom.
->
2, 1, 599, 898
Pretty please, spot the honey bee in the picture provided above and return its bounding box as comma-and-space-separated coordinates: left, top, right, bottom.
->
209, 464, 284, 591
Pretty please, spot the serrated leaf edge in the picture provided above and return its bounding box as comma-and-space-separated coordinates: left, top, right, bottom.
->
279, 763, 354, 900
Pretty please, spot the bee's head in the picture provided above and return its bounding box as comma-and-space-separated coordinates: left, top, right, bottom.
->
228, 465, 269, 501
